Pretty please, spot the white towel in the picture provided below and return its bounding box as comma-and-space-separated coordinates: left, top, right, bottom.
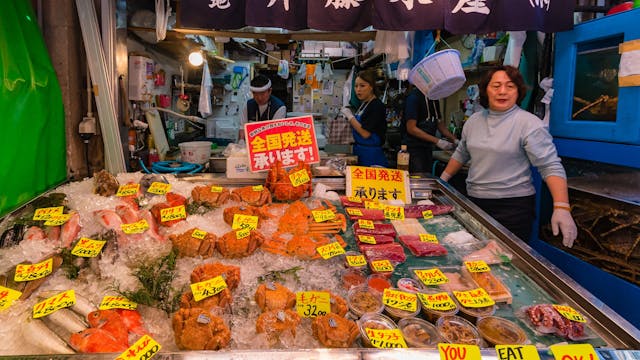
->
198, 60, 212, 118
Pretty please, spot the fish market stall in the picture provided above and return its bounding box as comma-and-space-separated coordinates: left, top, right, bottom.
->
0, 170, 638, 359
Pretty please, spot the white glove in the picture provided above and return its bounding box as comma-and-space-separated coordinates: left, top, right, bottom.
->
440, 171, 452, 182
551, 203, 577, 248
340, 107, 354, 120
436, 139, 456, 151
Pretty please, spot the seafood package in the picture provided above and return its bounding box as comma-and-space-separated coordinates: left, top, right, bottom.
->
461, 266, 512, 304
398, 235, 448, 257
459, 240, 513, 264
521, 304, 591, 341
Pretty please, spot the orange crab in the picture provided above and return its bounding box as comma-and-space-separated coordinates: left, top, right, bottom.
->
191, 262, 241, 291
256, 309, 301, 342
191, 185, 230, 207
170, 228, 217, 258
262, 232, 347, 260
150, 192, 188, 227
179, 288, 232, 315
312, 313, 359, 348
266, 160, 313, 202
229, 185, 272, 206
216, 229, 266, 258
326, 291, 348, 317
172, 308, 231, 350
222, 205, 273, 228
255, 281, 296, 312
277, 201, 346, 235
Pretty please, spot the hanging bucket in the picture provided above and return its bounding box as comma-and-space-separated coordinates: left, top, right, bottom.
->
408, 49, 466, 100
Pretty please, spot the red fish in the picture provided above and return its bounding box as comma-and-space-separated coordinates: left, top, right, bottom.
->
23, 226, 46, 241
60, 212, 81, 248
115, 309, 148, 335
87, 309, 129, 346
70, 328, 128, 353
116, 205, 139, 224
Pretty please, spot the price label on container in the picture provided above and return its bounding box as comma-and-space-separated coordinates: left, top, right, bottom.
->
414, 268, 448, 286
346, 254, 367, 267
190, 276, 228, 302
33, 290, 76, 319
422, 210, 434, 220
383, 205, 404, 220
316, 242, 345, 259
191, 229, 207, 239
465, 260, 490, 273
99, 295, 138, 310
121, 219, 149, 234
364, 201, 385, 210
117, 183, 140, 197
147, 182, 171, 195
115, 334, 161, 360
33, 206, 64, 220
296, 291, 331, 318
552, 304, 587, 323
365, 328, 407, 348
0, 286, 22, 311
371, 259, 394, 273
419, 233, 438, 243
289, 169, 311, 187
312, 209, 336, 222
453, 288, 495, 308
383, 288, 417, 312
71, 237, 106, 258
232, 214, 259, 230
358, 219, 375, 229
347, 196, 362, 203
358, 235, 377, 244
160, 205, 186, 222
14, 258, 54, 282
417, 291, 457, 312
236, 228, 251, 239
496, 345, 541, 360
346, 207, 363, 216
439, 344, 481, 360
44, 213, 71, 226
549, 344, 597, 360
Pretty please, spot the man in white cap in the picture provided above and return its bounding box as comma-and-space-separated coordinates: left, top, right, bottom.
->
239, 74, 286, 140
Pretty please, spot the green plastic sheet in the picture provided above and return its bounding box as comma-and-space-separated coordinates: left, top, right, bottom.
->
0, 0, 66, 218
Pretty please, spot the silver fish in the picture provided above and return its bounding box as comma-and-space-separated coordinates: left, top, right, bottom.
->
38, 290, 97, 318
42, 308, 88, 334
21, 317, 75, 354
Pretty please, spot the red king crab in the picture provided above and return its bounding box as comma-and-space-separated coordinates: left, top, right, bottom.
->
190, 262, 241, 291
216, 229, 266, 258
230, 185, 272, 206
170, 228, 217, 258
172, 308, 231, 350
312, 313, 359, 348
265, 160, 313, 202
255, 281, 296, 312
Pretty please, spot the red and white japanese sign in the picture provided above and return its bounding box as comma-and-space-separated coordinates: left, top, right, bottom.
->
244, 115, 320, 172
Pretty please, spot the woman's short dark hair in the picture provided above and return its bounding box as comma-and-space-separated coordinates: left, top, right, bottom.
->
478, 65, 527, 108
356, 69, 380, 97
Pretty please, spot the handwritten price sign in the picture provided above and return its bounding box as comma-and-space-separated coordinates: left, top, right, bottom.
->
316, 242, 345, 260
43, 213, 71, 226
117, 183, 140, 197
231, 214, 259, 230
358, 235, 376, 244
312, 209, 336, 222
33, 206, 64, 220
296, 291, 331, 318
346, 208, 363, 216
14, 258, 53, 282
147, 182, 171, 195
371, 259, 394, 273
422, 210, 434, 220
417, 291, 457, 312
190, 276, 228, 302
121, 219, 149, 234
160, 205, 186, 222
465, 260, 490, 273
383, 288, 417, 312
191, 229, 207, 239
553, 304, 587, 323
236, 228, 251, 239
364, 201, 385, 210
71, 237, 106, 258
347, 196, 362, 203
365, 328, 407, 348
453, 288, 495, 308
383, 205, 404, 220
33, 290, 76, 319
115, 334, 161, 360
358, 219, 375, 229
289, 169, 311, 187
414, 268, 448, 286
346, 254, 367, 267
419, 233, 438, 243
99, 295, 138, 310
0, 286, 22, 311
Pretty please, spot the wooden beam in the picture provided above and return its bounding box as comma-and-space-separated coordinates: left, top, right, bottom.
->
164, 27, 376, 42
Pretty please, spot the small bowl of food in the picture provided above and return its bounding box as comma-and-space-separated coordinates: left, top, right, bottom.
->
341, 268, 367, 290
397, 278, 424, 293
357, 312, 397, 348
418, 289, 459, 322
347, 284, 384, 318
456, 301, 496, 323
476, 316, 527, 346
398, 317, 441, 348
367, 273, 392, 294
436, 315, 482, 346
383, 288, 421, 322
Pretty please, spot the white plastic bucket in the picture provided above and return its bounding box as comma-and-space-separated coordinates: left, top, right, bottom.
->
178, 141, 212, 164
408, 49, 466, 100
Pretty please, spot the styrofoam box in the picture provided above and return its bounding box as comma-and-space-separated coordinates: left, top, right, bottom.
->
226, 156, 267, 179
342, 48, 357, 57
323, 48, 342, 57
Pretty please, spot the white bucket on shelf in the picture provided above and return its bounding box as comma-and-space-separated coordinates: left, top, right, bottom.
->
408, 49, 466, 100
178, 141, 212, 164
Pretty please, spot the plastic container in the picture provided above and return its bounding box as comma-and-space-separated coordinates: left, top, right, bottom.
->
418, 288, 459, 323
398, 317, 441, 348
367, 273, 392, 294
347, 285, 384, 318
397, 278, 424, 294
383, 288, 421, 322
357, 313, 397, 348
455, 296, 496, 323
436, 315, 482, 346
179, 141, 212, 164
408, 49, 466, 100
341, 268, 367, 290
476, 316, 527, 346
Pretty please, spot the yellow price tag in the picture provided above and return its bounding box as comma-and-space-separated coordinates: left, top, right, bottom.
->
190, 276, 228, 302
191, 229, 207, 239
116, 183, 140, 197
296, 291, 331, 318
236, 228, 251, 239
417, 292, 457, 312
99, 295, 138, 310
252, 185, 264, 191
465, 260, 490, 273
358, 219, 375, 229
121, 219, 149, 234
552, 304, 587, 323
14, 258, 54, 282
549, 344, 597, 360
43, 213, 71, 226
365, 328, 407, 348
346, 255, 367, 267
371, 259, 394, 273
115, 334, 161, 360
147, 182, 171, 195
33, 206, 64, 220
160, 205, 187, 222
419, 233, 438, 243
496, 345, 541, 360
71, 237, 106, 258
0, 286, 23, 311
364, 201, 385, 210
346, 207, 363, 216
453, 288, 496, 308
439, 344, 481, 360
316, 242, 345, 259
422, 210, 434, 219
414, 268, 448, 286
358, 235, 377, 244
210, 185, 223, 193
232, 214, 259, 230
347, 196, 362, 203
289, 169, 311, 187
383, 205, 405, 220
383, 288, 417, 312
33, 290, 76, 319
312, 209, 336, 222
